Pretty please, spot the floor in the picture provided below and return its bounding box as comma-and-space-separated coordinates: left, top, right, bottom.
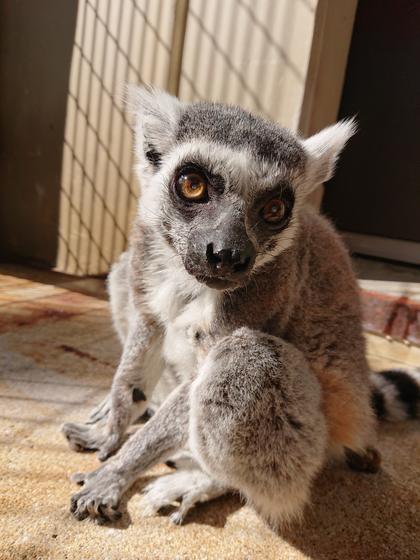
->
0, 265, 419, 560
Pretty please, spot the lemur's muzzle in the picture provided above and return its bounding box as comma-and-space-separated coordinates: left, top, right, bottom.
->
187, 216, 256, 285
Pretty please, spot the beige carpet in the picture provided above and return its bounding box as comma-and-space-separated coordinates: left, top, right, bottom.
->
1, 269, 419, 560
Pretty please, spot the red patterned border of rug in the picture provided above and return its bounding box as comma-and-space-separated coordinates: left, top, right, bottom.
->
361, 289, 420, 346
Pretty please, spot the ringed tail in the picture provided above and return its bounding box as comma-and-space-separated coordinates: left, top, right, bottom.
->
370, 368, 420, 421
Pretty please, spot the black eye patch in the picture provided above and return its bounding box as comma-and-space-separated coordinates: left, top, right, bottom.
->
253, 185, 295, 233
145, 147, 162, 168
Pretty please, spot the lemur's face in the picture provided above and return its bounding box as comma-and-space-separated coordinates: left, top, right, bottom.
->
162, 158, 296, 289
129, 87, 355, 290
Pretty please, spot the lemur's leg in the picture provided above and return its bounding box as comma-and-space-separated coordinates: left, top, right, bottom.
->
62, 251, 166, 460
165, 450, 197, 470
70, 328, 327, 526
315, 363, 380, 472
141, 469, 227, 525
190, 327, 328, 527
70, 383, 190, 523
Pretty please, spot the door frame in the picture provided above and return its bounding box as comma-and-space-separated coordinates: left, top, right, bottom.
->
299, 0, 358, 209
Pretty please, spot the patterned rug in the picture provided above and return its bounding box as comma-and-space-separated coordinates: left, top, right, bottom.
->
361, 290, 420, 346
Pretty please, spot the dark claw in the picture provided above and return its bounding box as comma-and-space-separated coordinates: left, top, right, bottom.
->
96, 503, 122, 523
74, 508, 88, 521
345, 446, 381, 474
71, 472, 86, 486
70, 498, 78, 514
97, 450, 110, 462
97, 504, 109, 520
110, 507, 122, 521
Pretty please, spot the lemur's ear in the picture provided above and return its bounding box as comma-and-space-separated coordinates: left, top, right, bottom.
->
125, 85, 183, 170
302, 118, 357, 191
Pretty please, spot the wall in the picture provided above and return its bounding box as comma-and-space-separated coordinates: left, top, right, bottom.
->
179, 0, 316, 129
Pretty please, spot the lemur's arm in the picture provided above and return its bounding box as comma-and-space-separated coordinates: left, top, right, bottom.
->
70, 382, 190, 523
101, 314, 164, 459
62, 309, 164, 460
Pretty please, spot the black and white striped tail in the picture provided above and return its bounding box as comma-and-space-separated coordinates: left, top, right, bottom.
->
370, 368, 420, 422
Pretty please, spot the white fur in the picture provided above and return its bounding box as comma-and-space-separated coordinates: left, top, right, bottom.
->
188, 332, 328, 527
162, 289, 219, 382
138, 139, 261, 200
138, 231, 219, 401
407, 367, 420, 385
126, 85, 183, 180
253, 215, 301, 270
302, 118, 357, 192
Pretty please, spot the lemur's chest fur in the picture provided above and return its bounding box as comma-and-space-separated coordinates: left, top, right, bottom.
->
143, 247, 219, 381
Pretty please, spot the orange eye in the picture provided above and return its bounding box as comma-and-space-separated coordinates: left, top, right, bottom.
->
176, 172, 208, 201
262, 198, 285, 223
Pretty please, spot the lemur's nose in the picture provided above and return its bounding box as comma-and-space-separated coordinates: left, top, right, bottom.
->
206, 242, 253, 276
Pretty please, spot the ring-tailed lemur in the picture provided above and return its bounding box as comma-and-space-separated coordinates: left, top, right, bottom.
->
63, 87, 420, 528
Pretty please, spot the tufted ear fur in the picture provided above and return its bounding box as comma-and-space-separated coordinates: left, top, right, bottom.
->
302, 118, 357, 193
125, 85, 183, 172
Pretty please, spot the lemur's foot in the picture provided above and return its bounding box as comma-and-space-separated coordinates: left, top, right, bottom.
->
141, 469, 226, 525
61, 420, 122, 461
70, 465, 125, 523
345, 446, 381, 474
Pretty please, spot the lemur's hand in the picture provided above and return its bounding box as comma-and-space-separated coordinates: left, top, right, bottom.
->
62, 417, 123, 461
70, 463, 125, 523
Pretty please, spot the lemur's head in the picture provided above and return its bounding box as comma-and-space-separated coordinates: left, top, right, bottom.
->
128, 86, 355, 290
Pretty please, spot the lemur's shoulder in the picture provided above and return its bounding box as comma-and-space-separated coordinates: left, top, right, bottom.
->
299, 205, 347, 252
286, 205, 363, 352
297, 205, 357, 290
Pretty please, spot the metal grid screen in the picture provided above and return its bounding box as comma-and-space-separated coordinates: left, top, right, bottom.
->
57, 0, 174, 275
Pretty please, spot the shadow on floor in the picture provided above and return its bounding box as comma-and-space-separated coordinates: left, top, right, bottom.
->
280, 462, 420, 560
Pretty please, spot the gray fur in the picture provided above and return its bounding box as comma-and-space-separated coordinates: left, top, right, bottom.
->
63, 87, 382, 527
176, 101, 306, 169
190, 328, 327, 526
